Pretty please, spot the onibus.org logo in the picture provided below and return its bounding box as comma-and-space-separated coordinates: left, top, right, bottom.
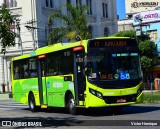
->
2, 121, 11, 127
76, 56, 104, 63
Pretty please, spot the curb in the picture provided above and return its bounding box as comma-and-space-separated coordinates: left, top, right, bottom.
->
0, 93, 13, 100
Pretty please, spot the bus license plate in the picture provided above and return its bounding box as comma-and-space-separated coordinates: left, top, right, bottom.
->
117, 99, 126, 103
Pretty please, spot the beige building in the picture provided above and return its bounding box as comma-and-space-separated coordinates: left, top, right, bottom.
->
125, 0, 160, 18
118, 19, 133, 31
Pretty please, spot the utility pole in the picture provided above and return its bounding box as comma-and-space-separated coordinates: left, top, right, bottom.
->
25, 20, 37, 51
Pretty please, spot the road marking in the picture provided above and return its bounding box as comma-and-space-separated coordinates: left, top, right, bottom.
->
0, 100, 28, 111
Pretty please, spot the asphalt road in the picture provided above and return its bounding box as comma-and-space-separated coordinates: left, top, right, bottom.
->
0, 99, 160, 129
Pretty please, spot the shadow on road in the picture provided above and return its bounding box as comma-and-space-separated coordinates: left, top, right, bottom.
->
0, 116, 86, 127
22, 104, 160, 117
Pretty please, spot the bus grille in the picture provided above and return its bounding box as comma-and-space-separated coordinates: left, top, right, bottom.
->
103, 94, 137, 104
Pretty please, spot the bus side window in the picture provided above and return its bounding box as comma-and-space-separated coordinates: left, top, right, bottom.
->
30, 69, 37, 77
14, 67, 19, 79
29, 58, 37, 78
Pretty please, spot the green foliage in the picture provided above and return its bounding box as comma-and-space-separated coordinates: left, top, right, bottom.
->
0, 6, 17, 54
139, 40, 156, 54
48, 4, 91, 44
141, 56, 158, 70
114, 30, 137, 39
113, 30, 159, 71
143, 91, 160, 104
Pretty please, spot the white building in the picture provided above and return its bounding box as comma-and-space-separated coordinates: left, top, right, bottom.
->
0, 0, 118, 92
118, 19, 133, 32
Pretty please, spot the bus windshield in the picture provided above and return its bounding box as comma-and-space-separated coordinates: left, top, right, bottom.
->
87, 51, 141, 81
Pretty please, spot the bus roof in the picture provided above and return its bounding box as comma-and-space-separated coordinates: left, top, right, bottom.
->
95, 36, 132, 39
12, 40, 87, 61
12, 36, 134, 61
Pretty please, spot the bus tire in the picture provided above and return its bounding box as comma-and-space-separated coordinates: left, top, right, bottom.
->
67, 94, 76, 115
28, 93, 37, 112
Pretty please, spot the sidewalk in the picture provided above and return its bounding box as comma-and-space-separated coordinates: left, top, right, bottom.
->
0, 93, 12, 100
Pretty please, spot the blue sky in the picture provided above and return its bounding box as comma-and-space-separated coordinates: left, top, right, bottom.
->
117, 0, 126, 19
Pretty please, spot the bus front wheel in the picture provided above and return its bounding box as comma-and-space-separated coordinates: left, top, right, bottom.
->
67, 94, 76, 115
28, 93, 37, 112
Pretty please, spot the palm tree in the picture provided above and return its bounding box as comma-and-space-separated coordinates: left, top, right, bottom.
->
48, 4, 91, 44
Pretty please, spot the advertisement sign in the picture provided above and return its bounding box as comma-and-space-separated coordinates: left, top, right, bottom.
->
133, 10, 160, 26
126, 0, 160, 15
147, 30, 158, 42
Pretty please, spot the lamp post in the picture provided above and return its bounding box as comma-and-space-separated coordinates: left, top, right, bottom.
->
135, 16, 143, 40
15, 20, 23, 55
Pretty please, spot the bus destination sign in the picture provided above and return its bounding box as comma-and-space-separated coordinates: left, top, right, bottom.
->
88, 39, 137, 48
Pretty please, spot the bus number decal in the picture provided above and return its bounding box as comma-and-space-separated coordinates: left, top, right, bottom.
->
69, 82, 74, 90
47, 82, 50, 88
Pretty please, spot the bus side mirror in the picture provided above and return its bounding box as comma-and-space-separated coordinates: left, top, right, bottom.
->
85, 69, 90, 76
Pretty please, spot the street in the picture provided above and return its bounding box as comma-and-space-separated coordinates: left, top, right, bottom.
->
0, 99, 160, 129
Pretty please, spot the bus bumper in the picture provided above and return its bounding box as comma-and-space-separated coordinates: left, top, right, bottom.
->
85, 91, 143, 108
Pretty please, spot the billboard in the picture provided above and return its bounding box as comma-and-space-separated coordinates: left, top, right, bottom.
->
133, 10, 160, 26
126, 0, 160, 14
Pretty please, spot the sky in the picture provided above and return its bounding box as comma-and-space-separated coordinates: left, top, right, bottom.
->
117, 0, 126, 19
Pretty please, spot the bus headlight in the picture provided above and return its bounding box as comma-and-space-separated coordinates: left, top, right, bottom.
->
137, 87, 143, 97
89, 88, 103, 99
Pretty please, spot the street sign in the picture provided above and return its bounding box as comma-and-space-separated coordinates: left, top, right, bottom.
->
136, 30, 141, 36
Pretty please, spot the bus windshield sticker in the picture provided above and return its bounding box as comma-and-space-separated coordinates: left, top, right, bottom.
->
89, 73, 97, 78
114, 74, 119, 79
120, 72, 127, 80
91, 73, 97, 78
126, 73, 130, 79
120, 72, 130, 80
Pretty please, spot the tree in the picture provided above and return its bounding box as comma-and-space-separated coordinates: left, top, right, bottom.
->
48, 4, 91, 44
0, 5, 17, 54
114, 30, 137, 39
113, 30, 159, 72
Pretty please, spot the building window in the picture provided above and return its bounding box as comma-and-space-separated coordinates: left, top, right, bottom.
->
46, 0, 53, 8
5, 0, 17, 8
76, 0, 82, 7
46, 0, 49, 7
67, 0, 71, 5
86, 0, 92, 15
102, 3, 108, 18
104, 27, 109, 36
50, 0, 53, 8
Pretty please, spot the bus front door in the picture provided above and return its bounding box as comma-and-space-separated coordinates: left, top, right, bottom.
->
74, 50, 86, 106
38, 57, 47, 107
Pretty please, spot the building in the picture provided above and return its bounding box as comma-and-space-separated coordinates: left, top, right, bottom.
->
126, 0, 160, 19
118, 19, 133, 31
0, 0, 118, 92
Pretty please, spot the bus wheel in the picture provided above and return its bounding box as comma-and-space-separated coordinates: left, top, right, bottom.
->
67, 94, 76, 115
28, 93, 37, 112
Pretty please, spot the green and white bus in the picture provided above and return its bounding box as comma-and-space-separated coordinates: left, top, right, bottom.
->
11, 37, 143, 114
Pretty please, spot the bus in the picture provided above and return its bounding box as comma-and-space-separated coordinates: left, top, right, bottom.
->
11, 37, 143, 114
